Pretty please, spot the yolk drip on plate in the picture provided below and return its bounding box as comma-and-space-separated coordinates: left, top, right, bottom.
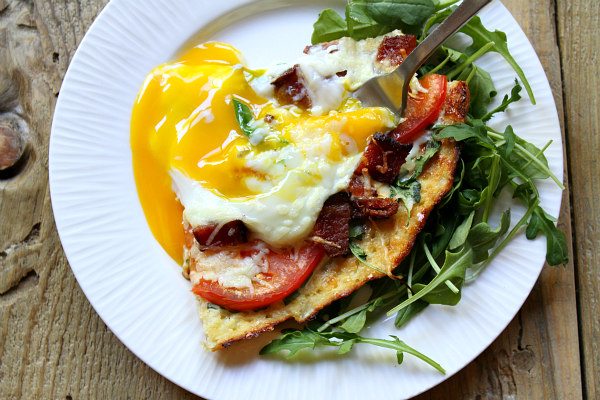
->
131, 42, 396, 262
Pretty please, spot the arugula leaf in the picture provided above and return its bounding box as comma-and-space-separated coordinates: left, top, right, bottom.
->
311, 9, 349, 44
459, 16, 535, 104
261, 328, 445, 373
388, 247, 473, 314
435, 120, 492, 146
493, 126, 554, 182
232, 99, 256, 137
468, 210, 511, 264
448, 211, 474, 250
526, 206, 569, 266
463, 66, 497, 119
412, 280, 461, 305
359, 0, 436, 27
260, 329, 330, 357
481, 79, 522, 122
340, 297, 384, 333
394, 300, 428, 328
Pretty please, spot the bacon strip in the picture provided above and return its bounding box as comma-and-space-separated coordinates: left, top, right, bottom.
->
352, 197, 399, 219
362, 133, 411, 184
193, 220, 248, 248
310, 193, 352, 257
347, 172, 400, 219
271, 65, 311, 109
376, 35, 417, 67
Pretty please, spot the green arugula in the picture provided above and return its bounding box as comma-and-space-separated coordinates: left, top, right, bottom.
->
260, 328, 445, 373
394, 300, 428, 327
481, 79, 522, 121
262, 0, 568, 372
526, 206, 569, 266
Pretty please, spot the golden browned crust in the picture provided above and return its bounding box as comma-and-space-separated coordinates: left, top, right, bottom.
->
441, 81, 470, 124
195, 139, 459, 350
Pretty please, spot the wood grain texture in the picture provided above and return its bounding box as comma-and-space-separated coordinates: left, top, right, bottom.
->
557, 0, 600, 398
0, 0, 587, 399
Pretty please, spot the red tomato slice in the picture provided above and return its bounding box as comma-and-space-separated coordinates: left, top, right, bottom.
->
192, 243, 325, 311
391, 74, 448, 144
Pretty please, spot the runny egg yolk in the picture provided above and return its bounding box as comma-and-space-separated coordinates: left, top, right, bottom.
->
131, 42, 396, 262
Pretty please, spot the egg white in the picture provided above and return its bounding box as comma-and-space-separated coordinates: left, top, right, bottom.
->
171, 32, 417, 247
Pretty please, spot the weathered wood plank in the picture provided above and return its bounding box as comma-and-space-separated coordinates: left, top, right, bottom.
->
0, 0, 584, 399
556, 0, 600, 398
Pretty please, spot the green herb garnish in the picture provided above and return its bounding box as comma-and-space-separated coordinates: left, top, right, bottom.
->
232, 98, 256, 137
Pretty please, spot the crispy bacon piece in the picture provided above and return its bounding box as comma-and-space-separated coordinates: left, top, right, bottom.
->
347, 172, 400, 219
376, 35, 417, 67
311, 192, 352, 257
193, 220, 248, 248
352, 197, 399, 219
362, 133, 412, 184
347, 173, 377, 198
271, 65, 311, 109
441, 81, 471, 124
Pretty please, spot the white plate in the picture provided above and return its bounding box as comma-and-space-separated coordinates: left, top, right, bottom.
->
49, 1, 563, 399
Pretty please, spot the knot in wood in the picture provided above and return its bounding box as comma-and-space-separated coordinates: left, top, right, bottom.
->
0, 122, 25, 170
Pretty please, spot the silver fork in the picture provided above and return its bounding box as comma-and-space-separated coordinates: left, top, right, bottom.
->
354, 0, 493, 117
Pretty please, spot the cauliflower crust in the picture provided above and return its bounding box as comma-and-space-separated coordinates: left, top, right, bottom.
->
193, 139, 459, 350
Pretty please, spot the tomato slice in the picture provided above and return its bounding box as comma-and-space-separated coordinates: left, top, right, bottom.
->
391, 74, 448, 144
192, 243, 325, 311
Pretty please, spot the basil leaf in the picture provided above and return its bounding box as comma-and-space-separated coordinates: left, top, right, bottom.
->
390, 180, 421, 216
526, 206, 569, 266
311, 9, 349, 44
232, 99, 255, 137
398, 140, 441, 184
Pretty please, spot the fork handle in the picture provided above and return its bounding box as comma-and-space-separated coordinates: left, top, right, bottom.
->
398, 0, 493, 112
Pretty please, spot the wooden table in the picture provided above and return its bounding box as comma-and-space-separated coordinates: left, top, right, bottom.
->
0, 0, 596, 398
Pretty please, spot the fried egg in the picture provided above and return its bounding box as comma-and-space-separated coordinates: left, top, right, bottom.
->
131, 41, 398, 261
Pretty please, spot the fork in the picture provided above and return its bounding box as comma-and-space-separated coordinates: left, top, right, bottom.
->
354, 0, 493, 117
